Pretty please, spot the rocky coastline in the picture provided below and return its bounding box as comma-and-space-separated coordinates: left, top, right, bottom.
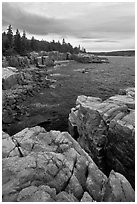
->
2, 86, 135, 201
2, 56, 135, 202
2, 126, 135, 202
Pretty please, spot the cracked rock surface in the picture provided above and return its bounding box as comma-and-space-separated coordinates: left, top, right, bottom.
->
2, 126, 134, 202
69, 87, 135, 188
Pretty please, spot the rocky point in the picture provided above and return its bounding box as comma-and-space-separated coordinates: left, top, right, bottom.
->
2, 56, 135, 202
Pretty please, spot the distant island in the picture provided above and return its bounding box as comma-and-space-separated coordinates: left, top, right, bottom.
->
88, 50, 135, 56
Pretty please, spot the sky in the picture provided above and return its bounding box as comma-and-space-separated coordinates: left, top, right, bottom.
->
2, 2, 135, 52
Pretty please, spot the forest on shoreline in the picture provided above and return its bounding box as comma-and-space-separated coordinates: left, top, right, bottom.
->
2, 25, 85, 56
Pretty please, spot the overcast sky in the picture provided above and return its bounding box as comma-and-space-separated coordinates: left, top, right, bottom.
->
2, 2, 135, 52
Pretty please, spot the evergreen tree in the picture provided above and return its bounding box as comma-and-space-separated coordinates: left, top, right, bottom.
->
78, 45, 81, 52
2, 25, 83, 56
7, 25, 13, 48
21, 30, 27, 55
73, 46, 80, 54
62, 38, 65, 44
30, 36, 36, 51
80, 47, 86, 53
2, 32, 9, 54
14, 29, 21, 54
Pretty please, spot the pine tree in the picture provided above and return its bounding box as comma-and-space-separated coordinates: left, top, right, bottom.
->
14, 29, 21, 54
7, 25, 13, 48
21, 30, 27, 55
2, 32, 9, 54
78, 45, 81, 52
30, 36, 36, 51
62, 38, 65, 44
83, 48, 86, 53
2, 25, 83, 56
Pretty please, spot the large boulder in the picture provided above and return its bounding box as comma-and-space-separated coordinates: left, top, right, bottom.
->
2, 126, 134, 201
103, 170, 135, 202
69, 88, 135, 188
2, 67, 19, 90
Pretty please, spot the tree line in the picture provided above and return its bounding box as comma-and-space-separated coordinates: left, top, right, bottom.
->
2, 25, 86, 56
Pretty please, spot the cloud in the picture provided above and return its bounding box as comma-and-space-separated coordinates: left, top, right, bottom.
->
2, 2, 135, 51
2, 3, 70, 35
80, 39, 118, 43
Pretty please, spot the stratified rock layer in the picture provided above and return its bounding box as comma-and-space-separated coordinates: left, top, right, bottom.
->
2, 126, 134, 202
69, 88, 135, 188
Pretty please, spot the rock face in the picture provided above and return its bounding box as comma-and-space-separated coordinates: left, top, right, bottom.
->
2, 126, 134, 202
69, 88, 135, 188
2, 67, 55, 134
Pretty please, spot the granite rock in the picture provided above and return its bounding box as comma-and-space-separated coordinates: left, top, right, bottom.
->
69, 88, 135, 188
2, 126, 135, 201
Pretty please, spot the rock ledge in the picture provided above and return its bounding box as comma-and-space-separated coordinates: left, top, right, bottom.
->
2, 125, 135, 202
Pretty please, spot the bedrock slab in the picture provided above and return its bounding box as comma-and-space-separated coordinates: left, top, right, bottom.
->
69, 88, 135, 188
2, 126, 134, 202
